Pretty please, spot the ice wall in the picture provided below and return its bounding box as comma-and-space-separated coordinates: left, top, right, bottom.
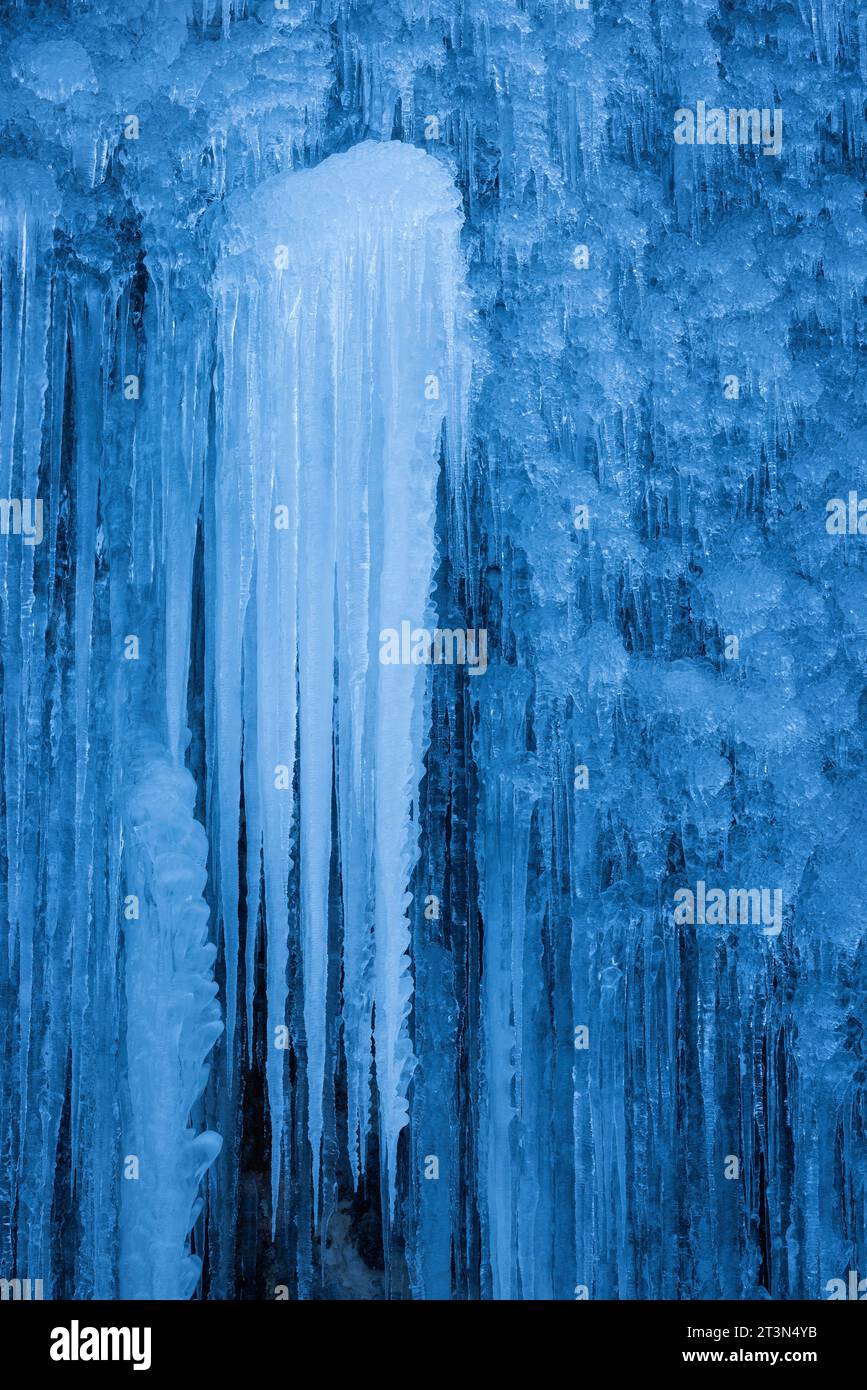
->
0, 0, 865, 1303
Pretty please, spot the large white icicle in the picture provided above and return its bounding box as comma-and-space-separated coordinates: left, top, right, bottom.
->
214, 141, 467, 1214
121, 738, 223, 1299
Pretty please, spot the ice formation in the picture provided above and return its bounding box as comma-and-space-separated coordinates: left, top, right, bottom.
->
211, 139, 467, 1223
0, 0, 865, 1302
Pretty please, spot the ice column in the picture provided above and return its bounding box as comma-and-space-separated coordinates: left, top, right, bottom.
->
120, 738, 223, 1300
213, 140, 468, 1217
0, 158, 60, 1291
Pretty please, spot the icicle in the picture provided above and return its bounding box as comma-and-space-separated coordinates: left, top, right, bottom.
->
0, 156, 59, 1291
214, 140, 468, 1220
120, 737, 223, 1299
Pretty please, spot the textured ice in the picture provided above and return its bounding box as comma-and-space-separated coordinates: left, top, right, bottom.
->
212, 139, 467, 1219
0, 0, 865, 1304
